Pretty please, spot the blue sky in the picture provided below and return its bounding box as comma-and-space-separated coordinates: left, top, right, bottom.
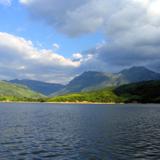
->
0, 1, 105, 58
0, 0, 160, 83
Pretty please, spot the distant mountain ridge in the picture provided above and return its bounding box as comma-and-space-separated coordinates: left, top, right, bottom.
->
118, 66, 160, 83
7, 66, 160, 96
8, 79, 64, 96
54, 66, 160, 95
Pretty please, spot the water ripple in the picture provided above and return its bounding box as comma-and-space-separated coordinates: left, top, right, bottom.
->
0, 103, 160, 159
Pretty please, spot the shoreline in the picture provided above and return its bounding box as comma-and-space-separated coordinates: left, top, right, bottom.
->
46, 102, 123, 105
0, 101, 122, 104
0, 101, 159, 105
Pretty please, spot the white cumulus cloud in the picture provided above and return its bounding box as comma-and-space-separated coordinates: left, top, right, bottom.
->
0, 32, 81, 83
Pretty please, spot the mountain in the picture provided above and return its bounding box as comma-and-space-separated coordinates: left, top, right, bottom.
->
55, 66, 160, 95
55, 71, 110, 95
48, 80, 160, 103
0, 81, 44, 101
6, 66, 160, 97
117, 66, 160, 84
8, 79, 64, 96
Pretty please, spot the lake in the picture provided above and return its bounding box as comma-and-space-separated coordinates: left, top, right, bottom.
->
0, 103, 160, 159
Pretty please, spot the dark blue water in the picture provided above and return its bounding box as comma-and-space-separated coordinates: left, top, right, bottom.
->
0, 103, 160, 160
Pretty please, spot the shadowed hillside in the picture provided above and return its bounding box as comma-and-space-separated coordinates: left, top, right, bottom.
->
114, 80, 160, 103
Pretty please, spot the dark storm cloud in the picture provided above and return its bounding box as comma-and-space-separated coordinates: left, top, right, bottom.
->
20, 0, 160, 74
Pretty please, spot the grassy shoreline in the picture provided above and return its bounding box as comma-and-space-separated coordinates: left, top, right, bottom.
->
0, 101, 157, 105
0, 100, 120, 104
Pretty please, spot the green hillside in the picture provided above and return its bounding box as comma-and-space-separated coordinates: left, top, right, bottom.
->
48, 87, 123, 103
8, 79, 64, 96
48, 80, 160, 103
0, 81, 45, 102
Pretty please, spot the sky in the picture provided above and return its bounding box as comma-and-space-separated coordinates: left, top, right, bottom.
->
0, 0, 160, 84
